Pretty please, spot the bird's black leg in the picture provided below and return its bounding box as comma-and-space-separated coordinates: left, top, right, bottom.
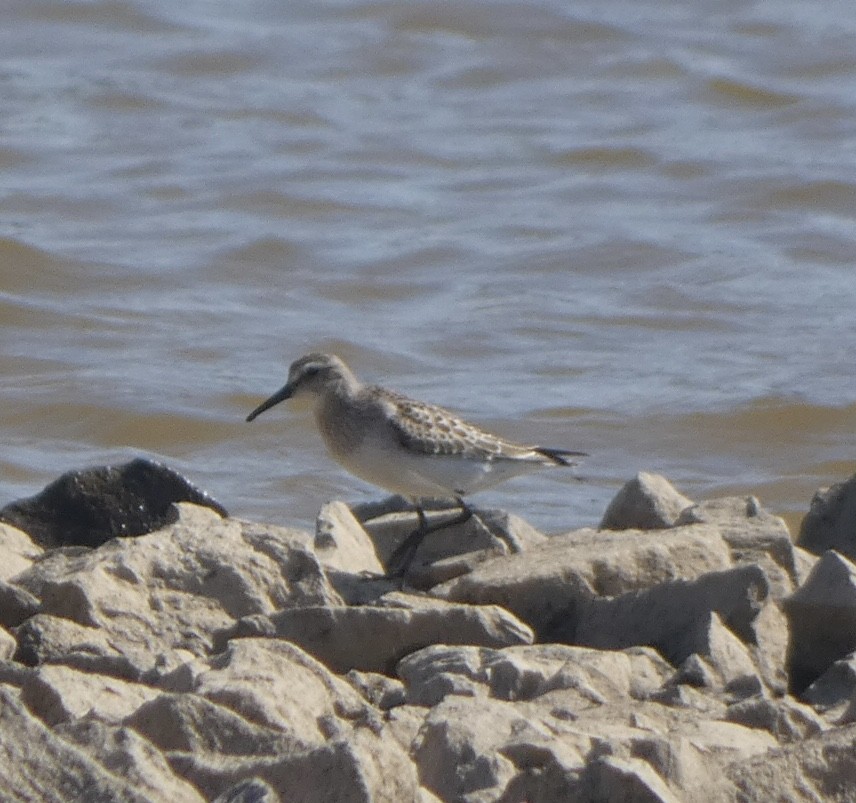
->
385, 505, 430, 578
447, 496, 474, 529
385, 497, 474, 578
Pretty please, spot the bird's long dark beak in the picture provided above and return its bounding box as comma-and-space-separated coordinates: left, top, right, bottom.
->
246, 383, 293, 422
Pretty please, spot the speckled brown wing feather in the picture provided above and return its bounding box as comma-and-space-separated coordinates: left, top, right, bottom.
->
374, 387, 534, 460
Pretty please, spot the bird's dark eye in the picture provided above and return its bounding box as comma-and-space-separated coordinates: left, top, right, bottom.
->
303, 366, 320, 377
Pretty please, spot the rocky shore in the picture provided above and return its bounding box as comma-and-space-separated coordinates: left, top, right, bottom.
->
1, 459, 856, 802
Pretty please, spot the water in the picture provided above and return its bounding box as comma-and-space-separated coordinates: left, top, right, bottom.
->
3, 0, 856, 536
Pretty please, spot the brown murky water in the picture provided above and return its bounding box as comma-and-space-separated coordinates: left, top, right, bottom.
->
3, 0, 856, 534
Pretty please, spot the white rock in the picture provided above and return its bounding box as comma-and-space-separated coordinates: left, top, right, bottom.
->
12, 503, 341, 676
578, 756, 683, 803
0, 521, 42, 581
678, 495, 799, 597
315, 501, 384, 575
130, 639, 425, 801
784, 550, 856, 693
398, 643, 671, 707
725, 696, 824, 742
0, 684, 162, 802
600, 472, 694, 530
411, 695, 584, 803
56, 719, 206, 802
437, 524, 734, 637
669, 612, 760, 689
0, 627, 15, 661
21, 664, 160, 726
572, 564, 769, 660
722, 722, 856, 801
13, 613, 142, 679
224, 601, 533, 675
125, 691, 294, 755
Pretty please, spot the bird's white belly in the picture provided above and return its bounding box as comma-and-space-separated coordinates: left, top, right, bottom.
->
330, 437, 543, 498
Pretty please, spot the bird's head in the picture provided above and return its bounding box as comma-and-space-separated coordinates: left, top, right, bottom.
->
246, 353, 355, 421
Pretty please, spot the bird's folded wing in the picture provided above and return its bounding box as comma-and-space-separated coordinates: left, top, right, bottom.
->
377, 388, 534, 461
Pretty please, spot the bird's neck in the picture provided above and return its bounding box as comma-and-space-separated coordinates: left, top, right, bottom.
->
313, 380, 365, 456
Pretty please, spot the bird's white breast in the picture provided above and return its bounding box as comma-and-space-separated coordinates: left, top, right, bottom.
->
332, 434, 548, 498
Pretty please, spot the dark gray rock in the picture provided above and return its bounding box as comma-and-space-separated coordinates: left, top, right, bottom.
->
798, 474, 856, 560
0, 458, 228, 548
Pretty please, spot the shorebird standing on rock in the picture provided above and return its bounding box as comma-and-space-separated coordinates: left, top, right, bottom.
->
246, 352, 586, 576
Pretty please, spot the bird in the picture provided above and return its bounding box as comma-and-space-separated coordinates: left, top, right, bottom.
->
246, 352, 586, 575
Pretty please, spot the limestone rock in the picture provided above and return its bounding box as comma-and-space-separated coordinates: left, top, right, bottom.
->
397, 643, 671, 707
403, 688, 776, 803
213, 778, 280, 803
575, 756, 683, 803
797, 473, 856, 560
0, 579, 39, 628
20, 664, 160, 726
12, 503, 340, 677
437, 524, 733, 638
783, 550, 856, 693
0, 684, 155, 802
410, 695, 583, 803
748, 600, 790, 694
346, 670, 407, 709
801, 652, 856, 718
220, 601, 533, 675
356, 499, 546, 583
212, 778, 280, 803
600, 472, 693, 530
169, 737, 423, 803
56, 719, 206, 802
722, 723, 856, 801
125, 692, 296, 757
315, 501, 384, 576
189, 639, 371, 739
0, 457, 228, 548
144, 639, 424, 801
0, 628, 15, 661
13, 613, 142, 679
725, 696, 824, 742
0, 520, 42, 580
678, 496, 799, 597
668, 612, 761, 691
792, 545, 819, 586
569, 564, 769, 660
623, 729, 721, 800
5, 460, 854, 802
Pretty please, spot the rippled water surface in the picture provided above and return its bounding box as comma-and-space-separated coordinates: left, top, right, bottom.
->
3, 0, 856, 534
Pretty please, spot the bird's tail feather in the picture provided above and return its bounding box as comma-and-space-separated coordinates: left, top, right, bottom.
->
535, 447, 588, 466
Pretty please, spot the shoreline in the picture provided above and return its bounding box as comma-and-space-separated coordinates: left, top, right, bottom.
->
1, 459, 855, 801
